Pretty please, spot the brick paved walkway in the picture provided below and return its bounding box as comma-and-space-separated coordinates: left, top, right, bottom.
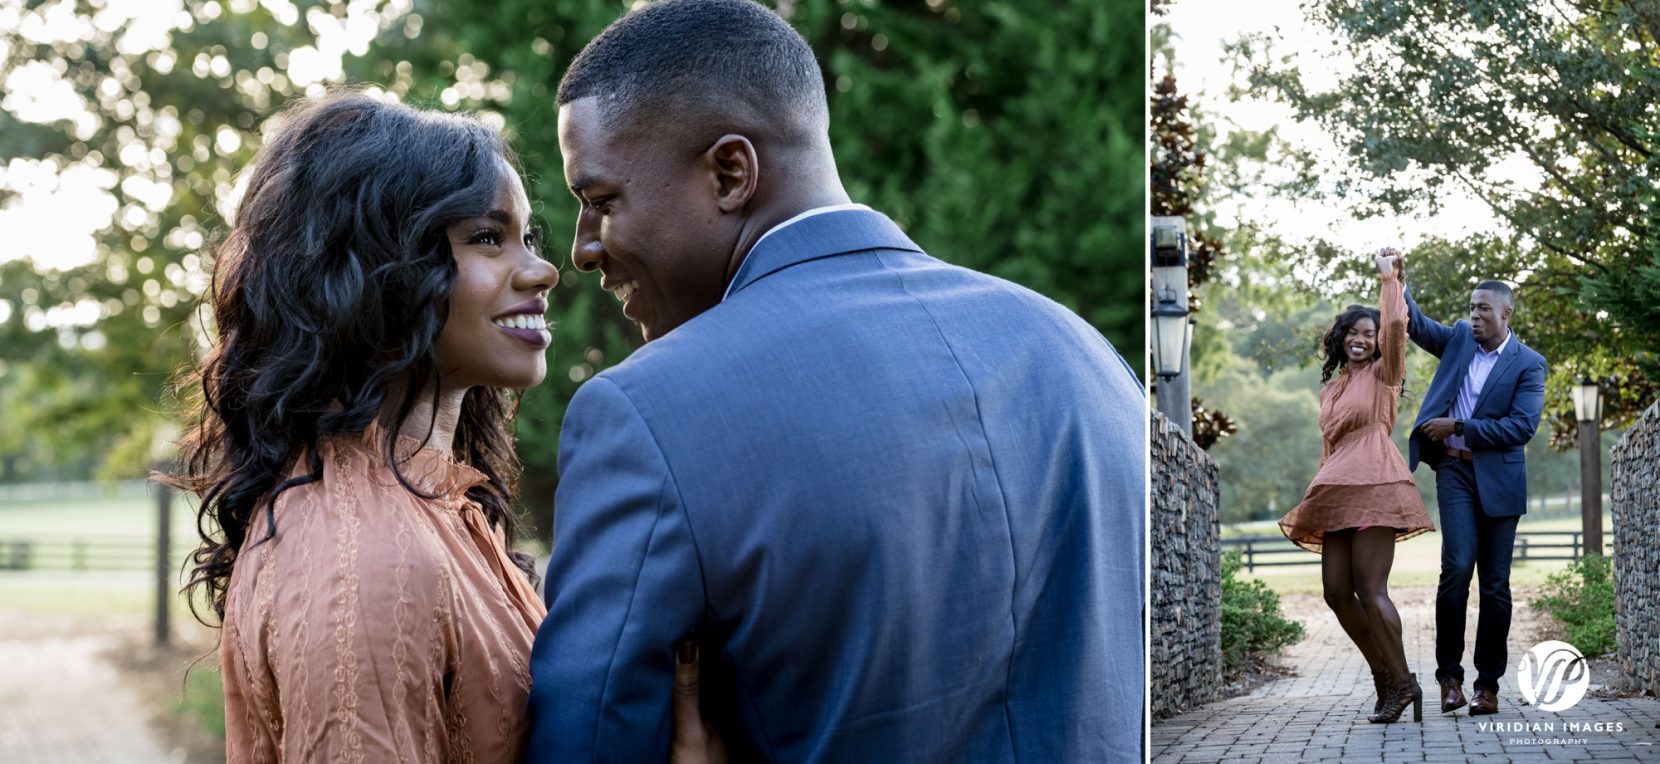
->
0, 612, 174, 764
1153, 586, 1660, 763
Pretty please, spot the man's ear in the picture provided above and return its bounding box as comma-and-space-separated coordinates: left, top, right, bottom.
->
704, 134, 758, 213
1502, 304, 1513, 323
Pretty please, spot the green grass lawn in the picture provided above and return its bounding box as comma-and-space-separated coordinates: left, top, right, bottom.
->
0, 571, 201, 618
0, 492, 544, 617
0, 492, 201, 616
0, 492, 201, 541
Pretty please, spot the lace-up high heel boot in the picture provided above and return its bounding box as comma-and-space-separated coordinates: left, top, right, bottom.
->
1371, 666, 1390, 715
1369, 673, 1423, 724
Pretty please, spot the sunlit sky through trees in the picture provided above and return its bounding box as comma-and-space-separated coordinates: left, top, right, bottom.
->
0, 0, 401, 286
1, 0, 1148, 484
1159, 0, 1543, 283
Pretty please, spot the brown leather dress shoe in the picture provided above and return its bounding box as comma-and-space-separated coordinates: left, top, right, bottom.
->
1440, 679, 1467, 714
1469, 688, 1500, 715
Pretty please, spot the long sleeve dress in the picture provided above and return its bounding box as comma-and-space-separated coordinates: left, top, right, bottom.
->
219, 423, 547, 763
1278, 269, 1435, 553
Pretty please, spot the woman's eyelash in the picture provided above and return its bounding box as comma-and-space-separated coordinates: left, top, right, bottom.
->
466, 224, 541, 249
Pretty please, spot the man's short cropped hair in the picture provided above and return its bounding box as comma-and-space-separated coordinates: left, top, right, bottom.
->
558, 0, 828, 143
1473, 279, 1514, 308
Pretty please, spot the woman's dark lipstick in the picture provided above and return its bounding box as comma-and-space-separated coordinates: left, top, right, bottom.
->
492, 298, 551, 348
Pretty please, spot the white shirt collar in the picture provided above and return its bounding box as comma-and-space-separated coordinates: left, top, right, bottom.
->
721, 203, 872, 301
1479, 329, 1513, 357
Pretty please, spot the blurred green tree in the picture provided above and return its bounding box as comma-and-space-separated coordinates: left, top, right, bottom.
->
1, 1, 1144, 534
1233, 0, 1660, 444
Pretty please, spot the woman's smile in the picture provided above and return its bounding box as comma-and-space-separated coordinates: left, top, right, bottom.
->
493, 313, 552, 348
491, 299, 552, 349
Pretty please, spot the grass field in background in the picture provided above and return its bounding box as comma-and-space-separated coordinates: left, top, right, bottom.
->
0, 493, 200, 540
0, 493, 199, 618
0, 492, 546, 618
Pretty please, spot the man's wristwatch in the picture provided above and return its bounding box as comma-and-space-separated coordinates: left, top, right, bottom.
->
1453, 420, 1465, 437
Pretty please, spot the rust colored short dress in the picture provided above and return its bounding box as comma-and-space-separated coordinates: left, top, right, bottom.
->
1278, 269, 1435, 553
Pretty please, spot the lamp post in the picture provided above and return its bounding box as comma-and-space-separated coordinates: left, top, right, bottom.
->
1570, 376, 1603, 558
1150, 216, 1192, 436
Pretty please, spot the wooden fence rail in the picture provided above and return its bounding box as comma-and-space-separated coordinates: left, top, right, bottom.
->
0, 536, 192, 573
1221, 530, 1613, 573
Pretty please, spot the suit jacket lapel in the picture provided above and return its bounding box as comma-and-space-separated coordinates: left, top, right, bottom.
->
725, 209, 923, 299
1472, 338, 1522, 414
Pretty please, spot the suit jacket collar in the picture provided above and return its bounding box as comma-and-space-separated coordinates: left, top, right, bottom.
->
723, 208, 923, 299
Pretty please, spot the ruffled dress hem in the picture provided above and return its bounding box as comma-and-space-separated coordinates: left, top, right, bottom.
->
1278, 480, 1435, 553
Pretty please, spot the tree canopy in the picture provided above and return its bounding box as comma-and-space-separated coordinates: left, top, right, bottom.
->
1233, 0, 1660, 444
0, 1, 1145, 533
1155, 0, 1632, 519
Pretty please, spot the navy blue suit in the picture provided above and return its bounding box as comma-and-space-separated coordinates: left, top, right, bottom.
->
526, 209, 1145, 762
1403, 287, 1546, 693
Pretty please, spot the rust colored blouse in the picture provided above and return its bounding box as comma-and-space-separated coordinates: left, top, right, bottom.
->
219, 424, 546, 763
1278, 269, 1434, 552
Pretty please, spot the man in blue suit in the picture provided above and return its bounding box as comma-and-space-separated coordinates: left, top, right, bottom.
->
525, 1, 1144, 761
1401, 256, 1547, 718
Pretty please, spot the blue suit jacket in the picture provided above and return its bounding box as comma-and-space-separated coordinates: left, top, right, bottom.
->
527, 209, 1145, 762
1403, 287, 1547, 518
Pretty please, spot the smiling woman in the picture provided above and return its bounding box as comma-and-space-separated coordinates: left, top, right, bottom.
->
160, 90, 559, 763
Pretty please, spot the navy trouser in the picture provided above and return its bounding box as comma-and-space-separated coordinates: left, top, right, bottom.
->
1433, 458, 1519, 693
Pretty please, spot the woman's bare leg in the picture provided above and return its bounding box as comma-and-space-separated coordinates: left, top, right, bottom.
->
1322, 530, 1386, 673
1352, 525, 1409, 681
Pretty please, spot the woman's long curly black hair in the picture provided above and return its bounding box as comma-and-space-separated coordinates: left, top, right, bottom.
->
166, 91, 538, 624
1319, 303, 1383, 385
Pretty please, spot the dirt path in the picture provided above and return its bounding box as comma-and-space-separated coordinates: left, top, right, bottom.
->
0, 611, 178, 764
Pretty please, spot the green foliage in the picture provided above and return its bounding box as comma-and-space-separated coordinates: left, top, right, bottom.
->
349, 0, 1149, 511
1220, 550, 1304, 670
1149, 72, 1223, 290
1531, 553, 1616, 658
1234, 0, 1660, 437
0, 2, 1145, 534
1167, 2, 1638, 522
0, 1, 339, 482
177, 663, 227, 740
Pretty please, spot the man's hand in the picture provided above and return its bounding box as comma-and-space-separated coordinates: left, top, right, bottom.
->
671, 641, 728, 764
1420, 417, 1457, 442
1375, 247, 1403, 278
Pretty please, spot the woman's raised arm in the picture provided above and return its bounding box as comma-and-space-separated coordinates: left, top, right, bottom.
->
1375, 251, 1408, 387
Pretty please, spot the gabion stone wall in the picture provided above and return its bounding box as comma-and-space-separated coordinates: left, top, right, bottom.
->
1612, 400, 1660, 695
1150, 412, 1222, 718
